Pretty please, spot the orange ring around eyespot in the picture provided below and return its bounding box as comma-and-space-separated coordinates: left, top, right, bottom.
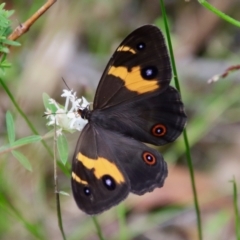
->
151, 124, 167, 137
142, 152, 156, 166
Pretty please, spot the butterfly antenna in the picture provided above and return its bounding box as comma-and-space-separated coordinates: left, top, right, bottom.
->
62, 77, 71, 90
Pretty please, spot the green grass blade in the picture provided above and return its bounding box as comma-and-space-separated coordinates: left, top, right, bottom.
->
159, 1, 202, 239
198, 0, 240, 27
0, 193, 45, 239
231, 177, 240, 240
6, 110, 15, 144
11, 150, 32, 171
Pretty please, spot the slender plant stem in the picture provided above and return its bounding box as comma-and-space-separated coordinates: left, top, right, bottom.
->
117, 203, 127, 240
159, 1, 203, 240
92, 216, 105, 240
0, 78, 53, 157
0, 141, 39, 155
8, 0, 57, 41
198, 0, 240, 28
54, 122, 66, 240
0, 193, 44, 239
232, 177, 240, 240
0, 132, 54, 155
0, 78, 70, 237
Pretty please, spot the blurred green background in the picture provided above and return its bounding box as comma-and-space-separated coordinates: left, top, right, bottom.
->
0, 0, 240, 240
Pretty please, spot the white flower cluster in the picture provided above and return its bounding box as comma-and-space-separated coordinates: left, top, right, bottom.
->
45, 89, 89, 135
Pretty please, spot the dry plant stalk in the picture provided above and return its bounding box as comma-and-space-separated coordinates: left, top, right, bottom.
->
208, 64, 240, 83
8, 0, 57, 41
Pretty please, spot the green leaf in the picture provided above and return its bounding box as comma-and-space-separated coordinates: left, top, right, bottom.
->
11, 135, 42, 147
1, 39, 21, 46
0, 53, 6, 62
0, 144, 8, 152
57, 134, 68, 165
0, 3, 5, 9
42, 92, 58, 113
6, 111, 15, 144
12, 150, 32, 171
0, 60, 11, 68
0, 46, 9, 54
59, 191, 70, 196
0, 68, 5, 76
5, 9, 14, 18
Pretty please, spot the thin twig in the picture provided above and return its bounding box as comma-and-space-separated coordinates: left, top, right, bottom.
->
8, 0, 57, 41
208, 64, 240, 83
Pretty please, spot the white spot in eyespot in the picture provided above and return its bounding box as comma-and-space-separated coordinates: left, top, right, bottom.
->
146, 69, 153, 76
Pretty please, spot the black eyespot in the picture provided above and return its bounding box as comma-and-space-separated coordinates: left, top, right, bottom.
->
83, 187, 91, 196
137, 42, 145, 50
102, 175, 116, 191
141, 66, 158, 80
142, 152, 156, 166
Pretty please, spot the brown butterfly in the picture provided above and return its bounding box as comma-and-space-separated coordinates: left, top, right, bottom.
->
71, 25, 187, 214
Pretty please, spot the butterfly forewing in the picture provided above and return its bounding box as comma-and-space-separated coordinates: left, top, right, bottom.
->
93, 25, 172, 109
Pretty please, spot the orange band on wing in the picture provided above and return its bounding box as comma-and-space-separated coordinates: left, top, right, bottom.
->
108, 66, 159, 93
117, 45, 136, 54
72, 172, 88, 185
76, 153, 125, 184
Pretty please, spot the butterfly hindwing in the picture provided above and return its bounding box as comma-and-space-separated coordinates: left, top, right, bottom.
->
71, 123, 130, 215
93, 126, 168, 195
93, 25, 172, 109
71, 123, 168, 214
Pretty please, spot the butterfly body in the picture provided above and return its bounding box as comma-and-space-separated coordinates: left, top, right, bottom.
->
72, 25, 187, 215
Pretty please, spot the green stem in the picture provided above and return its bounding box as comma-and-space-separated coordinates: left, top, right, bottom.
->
92, 216, 105, 240
0, 193, 44, 239
117, 203, 127, 240
159, 1, 202, 239
0, 78, 53, 157
232, 177, 240, 240
198, 0, 240, 28
54, 122, 67, 240
0, 78, 70, 237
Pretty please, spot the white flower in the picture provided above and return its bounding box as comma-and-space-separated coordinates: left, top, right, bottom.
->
44, 89, 89, 132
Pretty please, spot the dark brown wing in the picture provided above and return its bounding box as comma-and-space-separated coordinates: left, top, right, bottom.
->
93, 25, 171, 109
71, 123, 129, 215
71, 123, 167, 214
91, 86, 187, 146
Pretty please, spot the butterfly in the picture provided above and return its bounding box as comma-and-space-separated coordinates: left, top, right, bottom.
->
71, 25, 187, 214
